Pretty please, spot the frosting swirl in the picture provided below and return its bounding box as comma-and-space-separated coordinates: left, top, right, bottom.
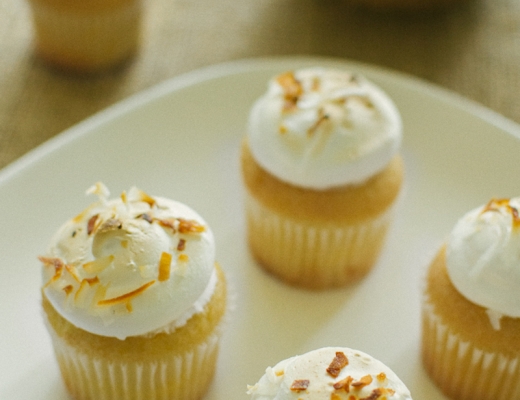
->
40, 183, 216, 340
446, 198, 520, 325
248, 67, 402, 189
247, 347, 412, 399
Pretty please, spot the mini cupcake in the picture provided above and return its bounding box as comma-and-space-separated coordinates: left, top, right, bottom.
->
28, 0, 142, 73
422, 198, 520, 400
40, 183, 227, 400
247, 347, 413, 399
241, 67, 404, 289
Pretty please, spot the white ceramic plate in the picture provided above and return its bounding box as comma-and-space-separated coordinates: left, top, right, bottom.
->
1, 57, 520, 399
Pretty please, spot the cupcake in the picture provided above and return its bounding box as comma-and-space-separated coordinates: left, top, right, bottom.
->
39, 183, 227, 400
247, 347, 413, 399
422, 198, 520, 400
241, 67, 404, 289
28, 0, 142, 73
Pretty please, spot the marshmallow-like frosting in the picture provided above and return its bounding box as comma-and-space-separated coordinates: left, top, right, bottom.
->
40, 183, 216, 340
247, 347, 412, 399
446, 198, 520, 323
248, 67, 402, 189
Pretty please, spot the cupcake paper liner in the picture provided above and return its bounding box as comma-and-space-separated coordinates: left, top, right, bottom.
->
422, 299, 520, 400
47, 324, 221, 400
245, 193, 392, 289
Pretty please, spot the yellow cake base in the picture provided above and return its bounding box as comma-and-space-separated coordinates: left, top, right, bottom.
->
28, 0, 141, 73
240, 139, 403, 289
422, 247, 520, 400
42, 264, 227, 400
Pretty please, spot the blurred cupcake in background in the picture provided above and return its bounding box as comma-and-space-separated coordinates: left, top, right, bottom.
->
27, 0, 142, 73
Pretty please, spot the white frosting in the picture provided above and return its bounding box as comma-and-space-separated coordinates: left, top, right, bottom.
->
248, 67, 402, 189
446, 198, 520, 322
41, 183, 216, 340
247, 347, 412, 399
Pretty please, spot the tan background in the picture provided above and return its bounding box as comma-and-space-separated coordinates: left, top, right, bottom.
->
1, 0, 520, 170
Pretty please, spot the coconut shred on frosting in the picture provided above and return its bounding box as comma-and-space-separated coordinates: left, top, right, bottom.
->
247, 67, 402, 190
40, 183, 217, 340
247, 347, 412, 400
446, 198, 520, 329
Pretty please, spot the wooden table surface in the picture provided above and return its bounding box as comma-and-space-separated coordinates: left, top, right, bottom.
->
2, 0, 520, 171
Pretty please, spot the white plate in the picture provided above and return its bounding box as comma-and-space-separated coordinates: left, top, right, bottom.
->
1, 57, 520, 399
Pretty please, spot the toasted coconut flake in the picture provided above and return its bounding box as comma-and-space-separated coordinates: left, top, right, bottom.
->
84, 276, 99, 286
158, 252, 172, 281
482, 198, 509, 214
137, 189, 156, 207
75, 279, 89, 302
311, 76, 321, 91
86, 182, 110, 199
83, 255, 114, 274
91, 283, 107, 307
97, 280, 155, 307
98, 218, 122, 233
290, 379, 309, 392
138, 213, 153, 223
276, 71, 303, 112
65, 265, 81, 283
74, 277, 99, 302
87, 214, 99, 235
72, 204, 95, 223
177, 238, 186, 251
39, 256, 65, 286
330, 394, 342, 400
482, 198, 520, 229
359, 388, 382, 400
376, 372, 387, 382
275, 370, 284, 377
512, 207, 520, 229
333, 376, 353, 392
62, 285, 74, 295
307, 107, 330, 137
39, 256, 64, 272
351, 375, 373, 389
157, 218, 176, 231
178, 218, 205, 234
327, 352, 349, 377
178, 254, 189, 262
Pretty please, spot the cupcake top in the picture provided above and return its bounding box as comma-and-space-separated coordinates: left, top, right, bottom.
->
247, 67, 402, 190
446, 197, 520, 328
247, 347, 413, 399
40, 183, 216, 340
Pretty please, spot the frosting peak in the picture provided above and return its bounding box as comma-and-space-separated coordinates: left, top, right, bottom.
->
41, 183, 216, 339
446, 197, 520, 324
247, 347, 412, 400
247, 67, 402, 189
